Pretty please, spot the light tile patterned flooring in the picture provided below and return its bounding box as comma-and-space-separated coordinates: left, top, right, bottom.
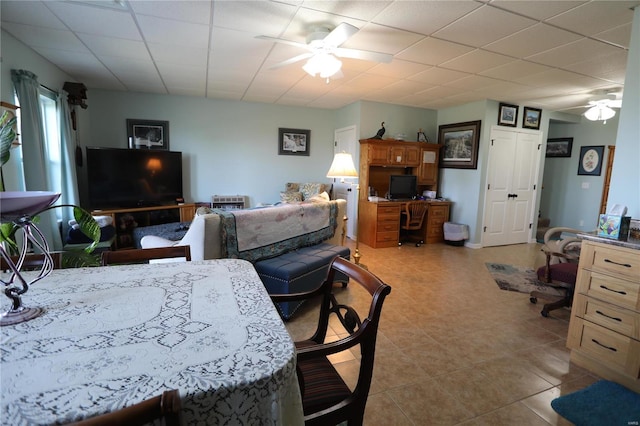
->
285, 240, 599, 425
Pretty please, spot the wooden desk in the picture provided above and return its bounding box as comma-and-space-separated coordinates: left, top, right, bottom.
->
359, 200, 451, 248
1, 259, 303, 424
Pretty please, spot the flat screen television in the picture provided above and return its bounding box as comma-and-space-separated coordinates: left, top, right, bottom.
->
86, 147, 183, 210
388, 175, 417, 200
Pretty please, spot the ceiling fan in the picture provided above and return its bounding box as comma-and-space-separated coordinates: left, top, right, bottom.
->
582, 89, 623, 121
256, 23, 393, 80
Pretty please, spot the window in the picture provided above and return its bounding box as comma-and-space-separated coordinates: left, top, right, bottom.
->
39, 88, 61, 215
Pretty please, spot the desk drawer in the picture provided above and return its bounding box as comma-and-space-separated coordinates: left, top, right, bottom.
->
377, 222, 399, 233
577, 270, 640, 310
590, 244, 640, 281
573, 294, 639, 339
568, 317, 640, 377
377, 205, 400, 217
376, 231, 398, 243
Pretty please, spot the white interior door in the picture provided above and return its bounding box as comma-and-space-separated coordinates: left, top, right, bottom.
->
483, 127, 541, 247
334, 125, 358, 239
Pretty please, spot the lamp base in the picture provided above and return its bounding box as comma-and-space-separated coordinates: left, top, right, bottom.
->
0, 306, 44, 326
352, 249, 368, 270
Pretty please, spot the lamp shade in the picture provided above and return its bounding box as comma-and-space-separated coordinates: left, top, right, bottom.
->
584, 104, 616, 121
326, 152, 358, 179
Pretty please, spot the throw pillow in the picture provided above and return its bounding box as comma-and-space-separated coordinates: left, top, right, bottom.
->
280, 191, 303, 203
305, 191, 330, 203
300, 182, 327, 200
284, 182, 300, 192
196, 206, 214, 216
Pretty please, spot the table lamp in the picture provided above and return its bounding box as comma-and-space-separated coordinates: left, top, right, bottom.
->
326, 152, 365, 268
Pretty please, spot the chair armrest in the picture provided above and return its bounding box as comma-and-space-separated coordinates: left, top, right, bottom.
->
140, 235, 177, 249
541, 245, 579, 262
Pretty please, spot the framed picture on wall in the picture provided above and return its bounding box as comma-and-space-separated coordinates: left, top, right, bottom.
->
438, 120, 481, 169
498, 103, 518, 127
578, 145, 604, 176
127, 119, 169, 150
522, 107, 542, 130
278, 128, 310, 156
546, 137, 573, 158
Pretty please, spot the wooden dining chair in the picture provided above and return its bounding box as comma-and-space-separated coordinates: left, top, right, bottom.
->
69, 389, 182, 426
1, 252, 62, 272
399, 200, 429, 247
101, 246, 191, 266
270, 256, 392, 426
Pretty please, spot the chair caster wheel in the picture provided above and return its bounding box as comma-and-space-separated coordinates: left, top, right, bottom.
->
530, 297, 537, 304
415, 243, 421, 247
541, 310, 549, 317
398, 242, 402, 246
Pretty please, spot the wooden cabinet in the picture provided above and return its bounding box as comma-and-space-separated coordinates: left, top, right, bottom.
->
362, 140, 421, 167
92, 204, 196, 250
417, 145, 440, 186
425, 203, 450, 244
567, 237, 640, 392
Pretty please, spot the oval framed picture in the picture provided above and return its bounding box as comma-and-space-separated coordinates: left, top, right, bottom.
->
577, 145, 604, 176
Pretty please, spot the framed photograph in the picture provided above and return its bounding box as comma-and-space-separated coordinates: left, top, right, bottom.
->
498, 103, 518, 127
278, 128, 310, 156
546, 137, 573, 158
578, 145, 604, 176
522, 107, 542, 130
438, 120, 481, 169
127, 119, 169, 150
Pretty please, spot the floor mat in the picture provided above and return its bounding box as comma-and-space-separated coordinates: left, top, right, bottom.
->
485, 262, 566, 296
551, 380, 640, 426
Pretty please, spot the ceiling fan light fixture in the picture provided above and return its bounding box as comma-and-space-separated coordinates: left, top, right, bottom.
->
584, 104, 616, 121
302, 53, 342, 79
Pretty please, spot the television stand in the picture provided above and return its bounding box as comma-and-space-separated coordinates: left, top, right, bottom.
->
91, 204, 195, 250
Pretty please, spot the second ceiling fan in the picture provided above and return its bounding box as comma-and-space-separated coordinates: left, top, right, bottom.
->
257, 22, 393, 80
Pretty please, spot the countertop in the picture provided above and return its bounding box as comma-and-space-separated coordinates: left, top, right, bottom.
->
579, 232, 640, 251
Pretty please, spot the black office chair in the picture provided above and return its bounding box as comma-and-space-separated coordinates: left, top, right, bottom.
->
399, 201, 429, 247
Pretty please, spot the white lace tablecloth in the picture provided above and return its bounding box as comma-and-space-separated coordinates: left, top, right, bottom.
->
0, 259, 303, 425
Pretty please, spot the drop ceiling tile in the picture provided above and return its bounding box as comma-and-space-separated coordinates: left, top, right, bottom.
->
100, 56, 157, 75
1, 1, 67, 29
168, 87, 204, 97
484, 23, 582, 58
593, 23, 633, 49
213, 0, 297, 35
432, 5, 536, 47
46, 2, 141, 40
526, 38, 624, 68
303, 1, 391, 22
479, 60, 553, 81
371, 1, 481, 36
407, 67, 471, 85
2, 22, 88, 52
440, 50, 514, 74
513, 69, 610, 91
419, 85, 467, 99
340, 23, 424, 55
156, 63, 207, 90
137, 15, 209, 48
366, 60, 430, 79
148, 43, 208, 68
396, 38, 474, 66
563, 51, 629, 83
78, 33, 151, 60
282, 8, 366, 40
443, 75, 504, 91
374, 80, 437, 99
345, 73, 397, 90
129, 0, 211, 25
546, 1, 638, 36
118, 74, 166, 92
206, 89, 244, 101
490, 1, 586, 21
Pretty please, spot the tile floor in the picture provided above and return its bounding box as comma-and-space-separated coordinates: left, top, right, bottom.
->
285, 239, 600, 425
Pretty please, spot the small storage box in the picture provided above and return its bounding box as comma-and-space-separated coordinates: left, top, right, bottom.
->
598, 215, 630, 240
444, 222, 469, 246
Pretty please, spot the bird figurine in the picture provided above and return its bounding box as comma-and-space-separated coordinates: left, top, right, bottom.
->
372, 122, 385, 139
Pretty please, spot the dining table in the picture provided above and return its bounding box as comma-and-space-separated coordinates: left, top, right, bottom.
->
1, 259, 304, 425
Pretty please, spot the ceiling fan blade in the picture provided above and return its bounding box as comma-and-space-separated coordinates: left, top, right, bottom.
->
323, 22, 359, 47
334, 47, 393, 63
255, 35, 310, 50
269, 53, 314, 70
609, 99, 622, 108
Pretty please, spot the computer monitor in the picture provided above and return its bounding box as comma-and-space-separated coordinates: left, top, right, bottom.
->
388, 175, 417, 200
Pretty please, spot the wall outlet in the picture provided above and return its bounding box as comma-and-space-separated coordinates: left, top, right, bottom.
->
581, 182, 590, 189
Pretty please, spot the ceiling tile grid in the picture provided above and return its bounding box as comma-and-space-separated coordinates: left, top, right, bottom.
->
1, 0, 638, 114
